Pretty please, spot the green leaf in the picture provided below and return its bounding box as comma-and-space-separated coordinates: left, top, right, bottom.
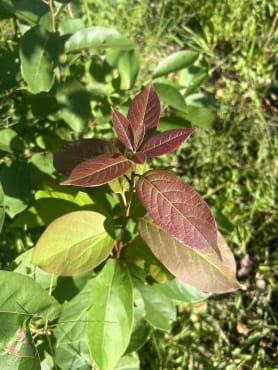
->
58, 17, 85, 35
0, 0, 48, 25
12, 248, 58, 291
159, 115, 191, 131
0, 128, 24, 154
0, 317, 41, 370
0, 182, 4, 232
153, 50, 199, 78
154, 82, 187, 112
178, 57, 208, 95
35, 187, 93, 206
11, 205, 44, 229
133, 280, 176, 331
32, 211, 114, 275
56, 80, 92, 132
0, 161, 32, 218
54, 281, 93, 369
184, 93, 216, 128
0, 270, 61, 320
87, 259, 133, 370
154, 279, 210, 305
20, 25, 60, 93
64, 26, 133, 53
115, 352, 140, 370
29, 152, 55, 174
118, 50, 140, 90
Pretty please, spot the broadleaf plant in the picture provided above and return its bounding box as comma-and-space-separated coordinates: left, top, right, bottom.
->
31, 85, 241, 370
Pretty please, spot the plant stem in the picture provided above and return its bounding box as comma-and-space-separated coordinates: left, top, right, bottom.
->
115, 171, 136, 258
48, 0, 56, 32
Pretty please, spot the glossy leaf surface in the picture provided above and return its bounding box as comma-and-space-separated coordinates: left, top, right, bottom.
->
140, 128, 195, 158
61, 153, 132, 187
20, 25, 59, 93
64, 26, 133, 52
112, 107, 133, 150
138, 217, 240, 293
127, 85, 160, 149
87, 259, 133, 370
136, 169, 219, 254
32, 211, 114, 275
54, 138, 119, 176
153, 50, 198, 78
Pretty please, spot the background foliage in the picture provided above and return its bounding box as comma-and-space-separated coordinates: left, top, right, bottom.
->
0, 0, 277, 369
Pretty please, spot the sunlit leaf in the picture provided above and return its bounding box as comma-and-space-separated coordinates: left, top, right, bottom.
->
133, 279, 176, 330
136, 169, 219, 254
153, 50, 199, 78
115, 352, 140, 370
138, 217, 241, 293
54, 138, 119, 176
0, 270, 60, 370
118, 50, 140, 90
127, 85, 160, 149
0, 319, 40, 370
112, 107, 133, 150
61, 153, 132, 187
153, 279, 210, 304
54, 281, 93, 370
20, 25, 60, 93
140, 128, 195, 158
0, 270, 61, 320
87, 259, 133, 370
32, 211, 114, 275
64, 26, 133, 53
154, 82, 187, 112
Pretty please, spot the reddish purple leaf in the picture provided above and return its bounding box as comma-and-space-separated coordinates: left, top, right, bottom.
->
127, 85, 160, 150
61, 153, 132, 187
131, 152, 147, 164
140, 128, 195, 158
136, 169, 219, 255
111, 107, 133, 151
138, 217, 241, 293
54, 138, 119, 176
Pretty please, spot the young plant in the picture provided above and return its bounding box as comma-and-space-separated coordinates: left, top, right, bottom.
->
32, 85, 241, 370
